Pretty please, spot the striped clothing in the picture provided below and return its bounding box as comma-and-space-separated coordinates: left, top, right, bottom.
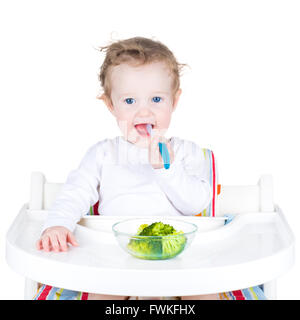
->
220, 286, 266, 300
33, 285, 88, 300
196, 148, 217, 217
33, 285, 266, 300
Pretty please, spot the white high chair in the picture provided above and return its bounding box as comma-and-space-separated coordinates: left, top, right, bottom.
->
6, 172, 295, 300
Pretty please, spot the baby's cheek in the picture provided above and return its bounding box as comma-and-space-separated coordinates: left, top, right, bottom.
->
157, 113, 172, 131
116, 118, 138, 144
117, 113, 134, 132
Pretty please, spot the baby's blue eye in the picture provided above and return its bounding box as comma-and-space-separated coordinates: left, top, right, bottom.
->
152, 96, 162, 103
125, 98, 135, 104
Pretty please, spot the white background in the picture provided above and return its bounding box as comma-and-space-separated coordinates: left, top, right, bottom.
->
0, 0, 299, 299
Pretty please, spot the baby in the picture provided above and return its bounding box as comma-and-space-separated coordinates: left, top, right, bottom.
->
35, 36, 217, 300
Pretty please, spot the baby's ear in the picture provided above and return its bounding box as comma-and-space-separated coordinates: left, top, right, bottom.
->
172, 88, 182, 111
97, 94, 114, 113
96, 93, 106, 100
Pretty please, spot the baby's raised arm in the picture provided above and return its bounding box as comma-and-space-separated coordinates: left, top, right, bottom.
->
151, 139, 213, 215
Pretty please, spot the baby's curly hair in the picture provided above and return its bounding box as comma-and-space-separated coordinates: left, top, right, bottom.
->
97, 36, 188, 102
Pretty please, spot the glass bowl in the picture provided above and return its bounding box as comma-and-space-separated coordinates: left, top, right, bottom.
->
112, 218, 198, 260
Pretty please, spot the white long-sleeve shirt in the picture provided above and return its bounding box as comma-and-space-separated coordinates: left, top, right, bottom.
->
42, 136, 212, 233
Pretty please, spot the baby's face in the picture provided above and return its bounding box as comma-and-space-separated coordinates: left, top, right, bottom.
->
103, 61, 181, 148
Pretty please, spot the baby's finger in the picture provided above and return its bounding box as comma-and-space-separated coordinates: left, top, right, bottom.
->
49, 234, 60, 252
165, 141, 174, 163
150, 140, 162, 166
67, 232, 79, 247
57, 234, 68, 252
41, 236, 50, 252
158, 135, 168, 144
149, 133, 160, 146
36, 239, 42, 250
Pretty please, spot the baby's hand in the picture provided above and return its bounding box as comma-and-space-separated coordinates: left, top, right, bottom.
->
36, 226, 79, 252
148, 134, 174, 169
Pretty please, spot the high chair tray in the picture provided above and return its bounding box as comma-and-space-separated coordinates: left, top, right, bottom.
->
6, 205, 294, 296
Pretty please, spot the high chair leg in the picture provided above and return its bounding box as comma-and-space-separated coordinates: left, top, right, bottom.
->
24, 278, 39, 300
263, 280, 277, 300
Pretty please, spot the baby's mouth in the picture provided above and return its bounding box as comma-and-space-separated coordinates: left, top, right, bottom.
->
134, 123, 154, 137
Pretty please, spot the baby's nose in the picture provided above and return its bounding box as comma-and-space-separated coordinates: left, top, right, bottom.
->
136, 106, 153, 116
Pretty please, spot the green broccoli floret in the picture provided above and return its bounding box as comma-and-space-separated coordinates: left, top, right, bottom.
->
136, 224, 149, 235
127, 222, 186, 260
138, 222, 176, 236
161, 231, 186, 259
